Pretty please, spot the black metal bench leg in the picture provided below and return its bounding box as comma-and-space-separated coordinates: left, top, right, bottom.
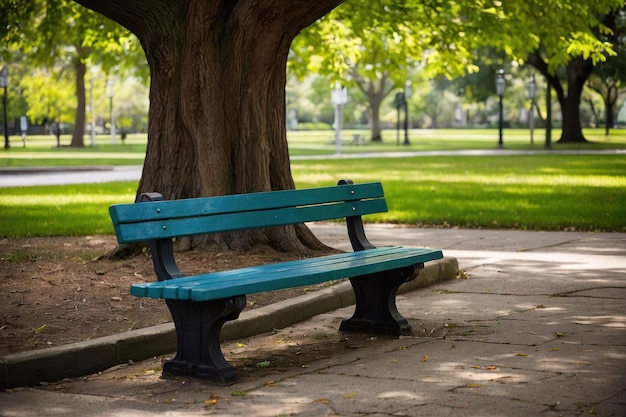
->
162, 295, 246, 385
340, 264, 423, 336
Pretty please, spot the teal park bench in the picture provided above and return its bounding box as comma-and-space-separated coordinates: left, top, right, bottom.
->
109, 179, 443, 384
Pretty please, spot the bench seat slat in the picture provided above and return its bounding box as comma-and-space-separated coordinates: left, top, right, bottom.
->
113, 198, 387, 244
110, 182, 384, 225
136, 246, 414, 298
152, 246, 415, 298
188, 247, 440, 302
130, 247, 443, 302
146, 247, 410, 299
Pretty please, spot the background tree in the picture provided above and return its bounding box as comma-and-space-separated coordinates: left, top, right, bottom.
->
291, 1, 433, 142
292, 0, 623, 144
412, 76, 457, 129
112, 77, 150, 134
585, 7, 626, 136
488, 2, 622, 143
21, 69, 75, 145
586, 74, 625, 134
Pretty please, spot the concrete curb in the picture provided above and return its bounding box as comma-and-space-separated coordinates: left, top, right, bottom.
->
0, 257, 457, 390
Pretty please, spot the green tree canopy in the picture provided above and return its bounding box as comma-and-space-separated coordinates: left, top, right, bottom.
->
1, 0, 144, 147
585, 7, 626, 134
292, 0, 624, 142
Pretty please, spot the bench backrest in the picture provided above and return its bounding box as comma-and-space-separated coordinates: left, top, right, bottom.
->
109, 182, 387, 244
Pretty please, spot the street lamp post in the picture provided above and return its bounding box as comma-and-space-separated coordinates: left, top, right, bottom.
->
545, 83, 552, 149
394, 92, 404, 146
90, 74, 96, 147
403, 81, 412, 146
1, 66, 9, 149
107, 78, 116, 144
330, 85, 348, 155
527, 76, 536, 145
495, 69, 505, 148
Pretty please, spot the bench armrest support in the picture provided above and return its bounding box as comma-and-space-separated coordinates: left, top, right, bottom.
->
338, 179, 376, 251
140, 192, 184, 281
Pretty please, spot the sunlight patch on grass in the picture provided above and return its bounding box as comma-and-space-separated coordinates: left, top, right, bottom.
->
406, 173, 625, 187
0, 152, 142, 159
1, 194, 132, 206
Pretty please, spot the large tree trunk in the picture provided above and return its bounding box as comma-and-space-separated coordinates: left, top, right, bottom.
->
76, 0, 343, 252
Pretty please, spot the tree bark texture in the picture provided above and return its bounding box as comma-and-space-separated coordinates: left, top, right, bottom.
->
75, 0, 343, 251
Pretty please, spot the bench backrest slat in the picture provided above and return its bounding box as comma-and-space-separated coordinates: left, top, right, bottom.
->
110, 182, 387, 244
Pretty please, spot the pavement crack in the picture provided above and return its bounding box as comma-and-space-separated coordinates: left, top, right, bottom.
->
517, 238, 584, 252
550, 285, 623, 298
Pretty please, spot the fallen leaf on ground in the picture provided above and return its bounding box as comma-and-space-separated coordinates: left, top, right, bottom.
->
314, 398, 332, 404
204, 399, 218, 407
31, 324, 46, 334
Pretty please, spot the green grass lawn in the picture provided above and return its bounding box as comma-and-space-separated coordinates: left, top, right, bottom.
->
293, 155, 626, 232
0, 182, 138, 237
2, 128, 626, 168
1, 153, 624, 237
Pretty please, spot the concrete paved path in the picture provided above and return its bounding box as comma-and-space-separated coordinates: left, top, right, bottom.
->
1, 226, 624, 416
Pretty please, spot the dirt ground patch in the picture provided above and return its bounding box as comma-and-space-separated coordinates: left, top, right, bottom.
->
0, 236, 331, 356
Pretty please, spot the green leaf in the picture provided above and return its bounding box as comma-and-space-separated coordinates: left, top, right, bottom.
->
31, 324, 47, 334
